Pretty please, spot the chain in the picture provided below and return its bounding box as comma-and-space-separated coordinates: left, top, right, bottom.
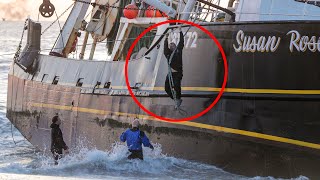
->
13, 19, 28, 62
41, 3, 74, 35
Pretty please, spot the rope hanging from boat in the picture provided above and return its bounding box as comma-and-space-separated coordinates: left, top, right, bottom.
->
165, 9, 200, 111
166, 23, 195, 112
166, 29, 187, 112
10, 19, 28, 146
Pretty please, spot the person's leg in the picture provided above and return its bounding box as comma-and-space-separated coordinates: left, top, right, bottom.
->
52, 149, 63, 165
128, 152, 134, 160
128, 150, 143, 160
172, 73, 183, 108
173, 73, 182, 100
53, 154, 59, 165
137, 151, 143, 160
165, 74, 173, 99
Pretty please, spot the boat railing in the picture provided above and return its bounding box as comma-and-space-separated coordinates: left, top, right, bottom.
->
179, 11, 222, 22
236, 12, 320, 17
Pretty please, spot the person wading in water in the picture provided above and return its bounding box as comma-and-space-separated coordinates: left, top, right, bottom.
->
120, 120, 154, 160
164, 26, 184, 108
50, 113, 69, 165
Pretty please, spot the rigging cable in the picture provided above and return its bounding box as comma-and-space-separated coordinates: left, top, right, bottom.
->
0, 33, 169, 57
54, 10, 65, 49
41, 2, 74, 35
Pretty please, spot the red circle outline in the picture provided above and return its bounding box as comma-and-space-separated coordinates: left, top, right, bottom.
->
125, 20, 228, 122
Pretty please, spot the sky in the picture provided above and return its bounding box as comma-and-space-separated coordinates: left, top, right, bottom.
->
0, 0, 74, 21
0, 0, 230, 21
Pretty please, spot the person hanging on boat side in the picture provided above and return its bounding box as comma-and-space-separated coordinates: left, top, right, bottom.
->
120, 119, 154, 160
50, 113, 69, 165
164, 26, 184, 108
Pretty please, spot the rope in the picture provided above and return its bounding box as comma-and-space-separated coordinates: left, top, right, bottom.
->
166, 16, 198, 111
49, 8, 68, 52
41, 3, 74, 35
11, 123, 17, 145
10, 51, 17, 146
0, 32, 179, 57
54, 10, 65, 48
50, 30, 62, 52
10, 20, 28, 146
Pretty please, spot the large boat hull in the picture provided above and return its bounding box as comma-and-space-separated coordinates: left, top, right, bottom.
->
7, 21, 320, 178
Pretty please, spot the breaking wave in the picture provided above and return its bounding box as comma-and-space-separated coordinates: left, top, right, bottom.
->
0, 141, 309, 180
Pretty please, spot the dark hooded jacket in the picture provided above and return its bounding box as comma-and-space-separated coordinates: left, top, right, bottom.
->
50, 123, 68, 151
164, 31, 184, 73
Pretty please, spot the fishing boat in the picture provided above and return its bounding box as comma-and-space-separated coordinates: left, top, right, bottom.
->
7, 0, 320, 178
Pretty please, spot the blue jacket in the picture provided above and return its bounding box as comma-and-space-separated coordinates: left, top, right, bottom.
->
120, 128, 154, 151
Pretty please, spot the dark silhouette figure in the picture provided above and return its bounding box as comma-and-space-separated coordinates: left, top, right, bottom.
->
50, 113, 69, 165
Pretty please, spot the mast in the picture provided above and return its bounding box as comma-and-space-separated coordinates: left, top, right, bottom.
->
50, 0, 91, 57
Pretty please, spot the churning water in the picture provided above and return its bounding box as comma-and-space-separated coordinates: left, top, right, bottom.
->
0, 21, 309, 180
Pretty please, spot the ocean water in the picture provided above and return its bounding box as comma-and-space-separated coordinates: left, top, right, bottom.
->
0, 21, 309, 180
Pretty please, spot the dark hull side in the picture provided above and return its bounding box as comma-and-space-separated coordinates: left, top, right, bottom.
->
7, 21, 320, 178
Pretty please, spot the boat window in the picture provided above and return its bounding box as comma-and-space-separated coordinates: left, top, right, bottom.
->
104, 82, 111, 89
52, 76, 60, 85
41, 74, 48, 82
76, 78, 84, 87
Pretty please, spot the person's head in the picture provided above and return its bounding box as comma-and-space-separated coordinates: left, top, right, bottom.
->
132, 119, 140, 128
169, 42, 176, 51
52, 114, 61, 125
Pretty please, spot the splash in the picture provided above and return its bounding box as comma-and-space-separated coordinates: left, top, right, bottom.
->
0, 140, 310, 180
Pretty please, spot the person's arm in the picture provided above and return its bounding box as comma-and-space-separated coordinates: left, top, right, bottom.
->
178, 31, 184, 50
140, 131, 154, 150
120, 130, 127, 142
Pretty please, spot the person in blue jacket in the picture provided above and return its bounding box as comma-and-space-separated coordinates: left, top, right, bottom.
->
120, 119, 154, 160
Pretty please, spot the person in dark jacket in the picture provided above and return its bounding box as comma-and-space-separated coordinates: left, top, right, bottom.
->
50, 113, 69, 165
120, 120, 154, 160
164, 26, 184, 108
